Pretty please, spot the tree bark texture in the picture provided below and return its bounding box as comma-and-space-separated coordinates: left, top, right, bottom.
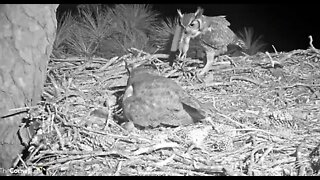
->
0, 4, 58, 169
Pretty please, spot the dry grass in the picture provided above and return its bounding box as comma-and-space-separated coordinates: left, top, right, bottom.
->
150, 16, 180, 52
52, 4, 161, 60
52, 11, 77, 58
237, 27, 268, 55
13, 38, 320, 176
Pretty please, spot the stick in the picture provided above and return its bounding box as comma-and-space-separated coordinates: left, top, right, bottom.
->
272, 45, 278, 55
309, 35, 315, 50
132, 142, 180, 156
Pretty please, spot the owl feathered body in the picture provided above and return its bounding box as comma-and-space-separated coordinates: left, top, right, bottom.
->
172, 7, 245, 75
122, 63, 211, 128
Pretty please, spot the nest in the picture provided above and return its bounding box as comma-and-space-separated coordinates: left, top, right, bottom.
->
13, 40, 320, 176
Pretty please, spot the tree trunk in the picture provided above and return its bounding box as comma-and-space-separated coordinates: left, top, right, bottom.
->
0, 4, 58, 169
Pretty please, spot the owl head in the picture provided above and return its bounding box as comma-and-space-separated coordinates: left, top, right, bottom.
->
170, 7, 205, 54
177, 7, 204, 38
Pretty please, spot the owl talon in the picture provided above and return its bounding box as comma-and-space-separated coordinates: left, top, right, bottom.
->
196, 73, 205, 83
199, 61, 213, 76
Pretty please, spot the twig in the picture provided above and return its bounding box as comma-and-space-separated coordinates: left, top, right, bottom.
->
35, 150, 130, 166
192, 163, 246, 176
247, 144, 268, 176
97, 56, 120, 72
130, 47, 150, 56
308, 35, 320, 54
129, 48, 170, 60
230, 75, 267, 88
50, 57, 86, 62
8, 105, 39, 112
114, 160, 123, 176
13, 154, 28, 169
266, 51, 275, 67
295, 141, 306, 176
272, 45, 279, 55
247, 147, 255, 176
309, 35, 316, 50
132, 142, 180, 156
26, 144, 46, 164
257, 145, 274, 164
1, 105, 38, 118
154, 154, 176, 167
226, 56, 238, 67
53, 123, 66, 150
282, 82, 320, 90
135, 170, 185, 176
266, 51, 281, 68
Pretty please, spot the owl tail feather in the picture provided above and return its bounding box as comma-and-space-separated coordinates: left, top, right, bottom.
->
182, 103, 206, 123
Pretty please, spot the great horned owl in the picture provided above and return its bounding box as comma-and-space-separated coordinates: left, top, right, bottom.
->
171, 7, 245, 76
122, 63, 210, 128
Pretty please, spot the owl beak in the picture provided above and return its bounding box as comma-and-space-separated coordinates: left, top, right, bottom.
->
170, 24, 182, 52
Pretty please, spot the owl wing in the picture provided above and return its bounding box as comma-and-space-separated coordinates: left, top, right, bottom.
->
205, 16, 231, 28
161, 79, 210, 118
148, 77, 209, 121
199, 16, 238, 50
205, 16, 246, 48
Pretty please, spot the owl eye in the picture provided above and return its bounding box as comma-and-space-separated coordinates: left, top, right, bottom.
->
189, 20, 199, 28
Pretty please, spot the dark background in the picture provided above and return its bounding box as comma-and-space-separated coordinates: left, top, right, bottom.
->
57, 4, 320, 52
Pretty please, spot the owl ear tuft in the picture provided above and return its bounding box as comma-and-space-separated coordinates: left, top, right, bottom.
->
177, 9, 183, 18
195, 7, 204, 18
